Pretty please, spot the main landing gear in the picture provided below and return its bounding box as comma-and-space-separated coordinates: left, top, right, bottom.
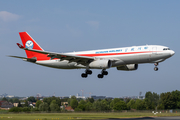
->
154, 63, 159, 71
81, 69, 108, 78
97, 70, 108, 79
81, 70, 92, 78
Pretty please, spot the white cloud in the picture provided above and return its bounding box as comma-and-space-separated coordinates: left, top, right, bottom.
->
86, 21, 99, 29
0, 11, 20, 22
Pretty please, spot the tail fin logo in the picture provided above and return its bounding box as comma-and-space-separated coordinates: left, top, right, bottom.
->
25, 40, 34, 49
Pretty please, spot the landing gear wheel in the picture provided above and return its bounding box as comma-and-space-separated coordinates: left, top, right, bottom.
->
154, 63, 159, 66
154, 67, 158, 71
102, 71, 108, 75
81, 73, 88, 78
86, 70, 92, 75
98, 74, 104, 78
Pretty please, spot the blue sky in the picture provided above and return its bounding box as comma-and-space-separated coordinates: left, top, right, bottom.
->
0, 0, 179, 97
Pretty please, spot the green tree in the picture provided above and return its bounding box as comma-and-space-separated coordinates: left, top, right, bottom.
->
101, 99, 111, 111
39, 102, 49, 111
18, 101, 22, 107
177, 101, 180, 109
105, 98, 113, 106
79, 100, 86, 105
171, 90, 180, 109
157, 103, 164, 110
92, 100, 110, 111
9, 107, 22, 112
85, 102, 93, 111
74, 108, 82, 111
71, 96, 76, 99
61, 97, 69, 102
24, 100, 29, 107
36, 100, 42, 108
22, 107, 31, 112
50, 103, 60, 111
70, 99, 78, 109
92, 100, 102, 111
77, 104, 85, 111
27, 96, 36, 102
2, 97, 8, 102
43, 98, 52, 105
51, 100, 57, 104
43, 97, 61, 106
9, 99, 13, 103
135, 99, 146, 110
13, 98, 20, 103
127, 99, 136, 109
50, 100, 60, 111
144, 91, 159, 110
50, 97, 61, 106
125, 98, 131, 104
144, 98, 154, 110
31, 107, 39, 112
160, 92, 176, 109
77, 100, 86, 111
68, 96, 77, 106
55, 98, 61, 107
86, 98, 94, 103
113, 101, 127, 111
110, 98, 121, 109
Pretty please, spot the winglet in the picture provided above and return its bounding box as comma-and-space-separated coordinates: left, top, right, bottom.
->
17, 43, 25, 49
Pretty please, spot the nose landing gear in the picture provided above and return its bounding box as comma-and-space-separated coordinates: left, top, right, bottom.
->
154, 63, 159, 71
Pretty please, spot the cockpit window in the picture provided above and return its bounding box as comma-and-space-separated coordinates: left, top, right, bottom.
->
163, 48, 170, 50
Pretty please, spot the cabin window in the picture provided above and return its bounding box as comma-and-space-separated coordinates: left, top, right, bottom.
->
144, 47, 148, 49
163, 48, 170, 50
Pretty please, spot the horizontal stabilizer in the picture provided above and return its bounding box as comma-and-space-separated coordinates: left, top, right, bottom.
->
8, 56, 37, 63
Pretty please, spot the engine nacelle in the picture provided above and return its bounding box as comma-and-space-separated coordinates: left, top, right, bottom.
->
89, 59, 112, 69
117, 64, 138, 71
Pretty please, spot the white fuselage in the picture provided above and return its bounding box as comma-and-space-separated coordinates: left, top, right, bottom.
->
33, 45, 175, 69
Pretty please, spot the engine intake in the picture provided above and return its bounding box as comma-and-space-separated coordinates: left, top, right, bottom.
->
89, 59, 112, 69
117, 64, 138, 71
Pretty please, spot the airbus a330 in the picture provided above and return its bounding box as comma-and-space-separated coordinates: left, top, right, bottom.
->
10, 32, 175, 78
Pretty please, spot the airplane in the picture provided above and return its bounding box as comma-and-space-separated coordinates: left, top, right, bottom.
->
9, 32, 175, 78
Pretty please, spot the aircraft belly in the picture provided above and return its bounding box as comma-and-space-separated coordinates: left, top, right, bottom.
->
36, 60, 85, 69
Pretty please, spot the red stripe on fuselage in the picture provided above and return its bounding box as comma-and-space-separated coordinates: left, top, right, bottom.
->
77, 51, 153, 57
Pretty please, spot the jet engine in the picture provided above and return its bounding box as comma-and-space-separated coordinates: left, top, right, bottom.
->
117, 64, 138, 71
89, 59, 112, 69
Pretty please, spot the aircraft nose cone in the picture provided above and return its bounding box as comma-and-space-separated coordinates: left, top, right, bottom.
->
171, 50, 175, 56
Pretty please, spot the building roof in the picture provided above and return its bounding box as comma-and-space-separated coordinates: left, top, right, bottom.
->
65, 106, 74, 111
0, 101, 6, 106
1, 101, 13, 108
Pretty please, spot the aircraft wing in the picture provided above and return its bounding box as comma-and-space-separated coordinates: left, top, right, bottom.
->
17, 43, 95, 65
15, 43, 120, 65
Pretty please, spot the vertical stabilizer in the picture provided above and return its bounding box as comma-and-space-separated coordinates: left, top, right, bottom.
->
19, 32, 49, 60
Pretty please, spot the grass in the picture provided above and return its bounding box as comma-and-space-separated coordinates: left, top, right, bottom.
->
0, 112, 180, 120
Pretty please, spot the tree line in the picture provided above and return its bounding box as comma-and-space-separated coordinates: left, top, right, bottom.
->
2, 90, 180, 112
